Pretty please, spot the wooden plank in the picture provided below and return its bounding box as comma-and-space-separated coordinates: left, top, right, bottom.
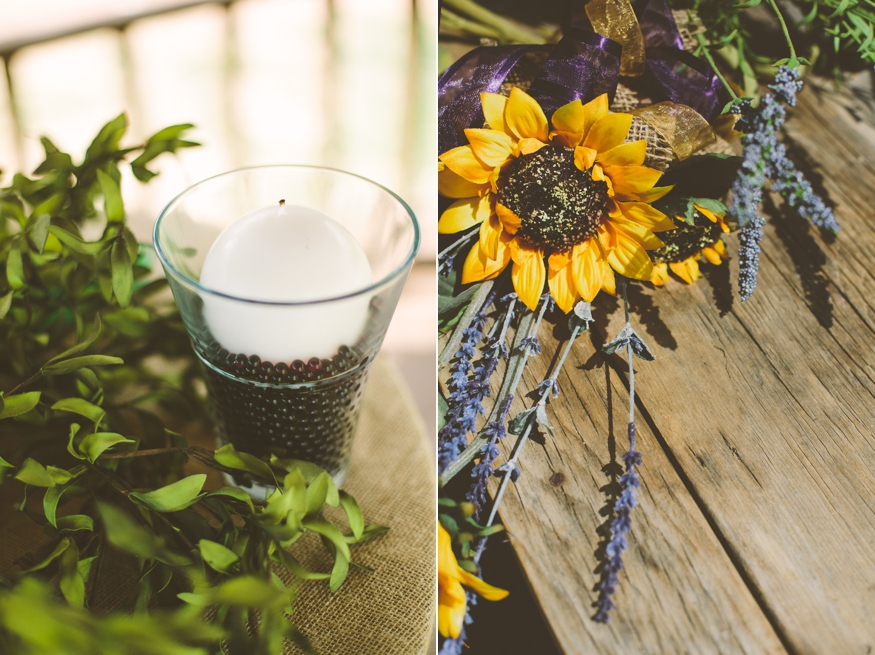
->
480, 84, 875, 654
476, 324, 787, 653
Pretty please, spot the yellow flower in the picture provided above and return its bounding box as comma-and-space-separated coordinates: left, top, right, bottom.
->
650, 203, 729, 286
438, 88, 675, 312
438, 524, 508, 640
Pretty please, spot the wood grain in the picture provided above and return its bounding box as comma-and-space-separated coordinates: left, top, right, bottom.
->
472, 85, 875, 654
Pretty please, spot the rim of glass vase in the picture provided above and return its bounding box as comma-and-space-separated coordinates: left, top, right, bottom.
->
153, 164, 420, 307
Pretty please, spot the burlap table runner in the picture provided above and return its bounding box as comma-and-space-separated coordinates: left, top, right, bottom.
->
0, 355, 436, 655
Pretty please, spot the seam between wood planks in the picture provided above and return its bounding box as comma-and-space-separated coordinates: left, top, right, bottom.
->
597, 332, 798, 655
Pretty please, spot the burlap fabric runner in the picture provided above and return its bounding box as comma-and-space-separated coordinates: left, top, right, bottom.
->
0, 355, 436, 655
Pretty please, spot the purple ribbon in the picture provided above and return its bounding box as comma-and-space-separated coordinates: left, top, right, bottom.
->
638, 0, 726, 120
438, 0, 727, 154
438, 45, 532, 154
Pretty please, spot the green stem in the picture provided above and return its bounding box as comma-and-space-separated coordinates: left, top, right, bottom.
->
695, 33, 738, 100
5, 371, 43, 396
442, 0, 548, 44
766, 0, 798, 60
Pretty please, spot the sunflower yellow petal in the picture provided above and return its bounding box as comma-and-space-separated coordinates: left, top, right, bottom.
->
582, 94, 610, 140
714, 239, 727, 255
583, 112, 632, 152
670, 259, 700, 284
479, 214, 505, 260
495, 203, 521, 234
515, 137, 548, 156
458, 568, 510, 602
462, 238, 511, 283
440, 145, 492, 184
551, 99, 586, 146
701, 245, 723, 265
651, 262, 669, 286
505, 87, 549, 142
510, 240, 546, 311
612, 218, 665, 250
615, 185, 674, 204
481, 92, 509, 134
693, 203, 722, 224
439, 166, 489, 199
438, 195, 491, 234
596, 140, 647, 167
571, 240, 603, 302
548, 251, 580, 313
604, 223, 654, 280
616, 201, 676, 232
574, 146, 598, 172
465, 128, 514, 168
600, 259, 617, 295
604, 165, 663, 197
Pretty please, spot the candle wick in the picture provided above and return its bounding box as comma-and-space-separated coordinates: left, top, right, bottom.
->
278, 199, 286, 215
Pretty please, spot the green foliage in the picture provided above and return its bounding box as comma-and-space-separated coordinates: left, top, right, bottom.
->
0, 117, 387, 654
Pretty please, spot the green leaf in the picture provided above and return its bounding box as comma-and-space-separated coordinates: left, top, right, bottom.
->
97, 169, 125, 222
148, 123, 195, 142
57, 514, 94, 533
111, 238, 133, 308
29, 214, 50, 253
0, 455, 15, 482
329, 553, 350, 592
42, 354, 123, 375
97, 503, 191, 566
345, 524, 390, 544
214, 443, 277, 486
0, 290, 12, 320
43, 484, 65, 526
305, 472, 330, 515
198, 539, 239, 573
208, 576, 288, 609
46, 225, 113, 255
339, 491, 364, 540
273, 548, 330, 580
302, 516, 351, 562
205, 487, 255, 513
6, 245, 24, 289
20, 537, 70, 573
46, 314, 102, 365
689, 197, 728, 217
84, 113, 127, 163
129, 473, 206, 512
0, 392, 41, 419
13, 458, 55, 487
58, 539, 85, 607
51, 398, 105, 426
78, 432, 135, 463
67, 423, 84, 460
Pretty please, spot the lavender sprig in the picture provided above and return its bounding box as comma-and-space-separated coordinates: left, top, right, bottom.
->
438, 293, 496, 473
729, 65, 839, 300
439, 230, 478, 277
467, 395, 514, 519
594, 281, 647, 623
440, 294, 552, 486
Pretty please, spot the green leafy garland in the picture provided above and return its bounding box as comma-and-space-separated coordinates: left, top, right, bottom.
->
0, 117, 384, 654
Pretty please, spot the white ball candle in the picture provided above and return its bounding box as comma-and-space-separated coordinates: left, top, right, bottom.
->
199, 201, 372, 363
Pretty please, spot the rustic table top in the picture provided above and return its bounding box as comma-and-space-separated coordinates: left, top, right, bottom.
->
479, 81, 875, 654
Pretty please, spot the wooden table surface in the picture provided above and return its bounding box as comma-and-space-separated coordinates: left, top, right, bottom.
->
479, 82, 875, 654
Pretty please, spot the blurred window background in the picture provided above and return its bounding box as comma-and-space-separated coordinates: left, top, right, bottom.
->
0, 0, 436, 435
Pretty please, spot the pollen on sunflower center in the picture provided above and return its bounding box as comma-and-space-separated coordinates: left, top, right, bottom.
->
497, 147, 609, 251
651, 220, 724, 263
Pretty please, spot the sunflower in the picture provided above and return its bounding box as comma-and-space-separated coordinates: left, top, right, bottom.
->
650, 203, 730, 285
438, 524, 508, 640
438, 88, 676, 312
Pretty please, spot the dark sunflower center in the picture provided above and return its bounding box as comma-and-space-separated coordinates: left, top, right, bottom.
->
651, 214, 724, 263
497, 147, 609, 251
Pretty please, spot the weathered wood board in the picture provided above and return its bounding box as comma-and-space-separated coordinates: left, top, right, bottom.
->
478, 83, 875, 654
